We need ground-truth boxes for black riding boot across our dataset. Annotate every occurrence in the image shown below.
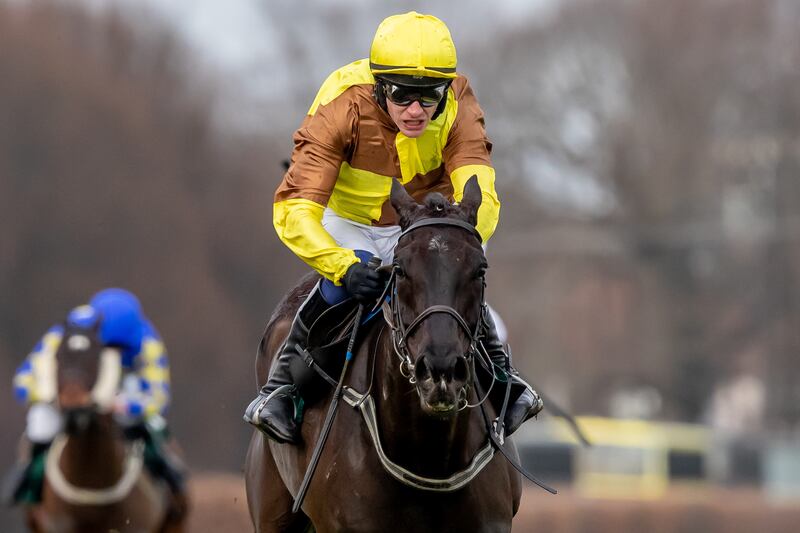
[123,421,187,498]
[482,310,543,438]
[1,439,49,506]
[244,284,331,444]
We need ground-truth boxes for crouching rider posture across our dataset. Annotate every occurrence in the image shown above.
[2,288,186,506]
[244,11,543,445]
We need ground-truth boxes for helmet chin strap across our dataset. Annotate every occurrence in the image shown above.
[430,85,448,120]
[373,78,388,113]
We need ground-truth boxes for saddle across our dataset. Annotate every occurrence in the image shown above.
[289,298,378,404]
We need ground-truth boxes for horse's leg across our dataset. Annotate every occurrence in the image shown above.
[25,508,43,533]
[158,487,187,533]
[245,431,311,533]
[159,514,185,533]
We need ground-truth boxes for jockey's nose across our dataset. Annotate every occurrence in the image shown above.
[405,100,426,117]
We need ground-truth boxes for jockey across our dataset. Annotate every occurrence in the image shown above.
[244,12,543,444]
[2,288,185,505]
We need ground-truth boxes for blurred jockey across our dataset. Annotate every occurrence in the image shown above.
[2,288,185,506]
[244,12,542,445]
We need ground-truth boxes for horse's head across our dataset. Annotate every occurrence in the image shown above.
[55,312,123,433]
[389,176,486,418]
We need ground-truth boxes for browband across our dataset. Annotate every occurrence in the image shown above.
[399,217,482,243]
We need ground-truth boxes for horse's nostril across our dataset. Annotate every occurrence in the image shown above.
[414,355,431,382]
[454,356,469,383]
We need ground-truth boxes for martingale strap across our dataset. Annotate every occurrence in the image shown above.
[45,435,145,505]
[342,387,495,492]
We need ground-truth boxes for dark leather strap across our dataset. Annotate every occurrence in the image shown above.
[399,217,482,243]
[299,347,338,388]
[473,378,557,495]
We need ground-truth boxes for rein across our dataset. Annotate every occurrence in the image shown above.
[305,217,555,493]
[45,434,145,506]
[356,217,498,491]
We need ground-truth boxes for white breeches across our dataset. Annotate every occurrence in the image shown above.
[26,403,62,444]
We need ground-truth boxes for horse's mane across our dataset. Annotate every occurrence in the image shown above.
[264,271,320,330]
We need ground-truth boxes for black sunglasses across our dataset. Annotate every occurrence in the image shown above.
[383,81,449,108]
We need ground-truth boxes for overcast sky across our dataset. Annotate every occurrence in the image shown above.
[80,0,561,75]
[69,0,560,132]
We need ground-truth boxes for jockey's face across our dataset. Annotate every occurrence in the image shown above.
[386,99,436,138]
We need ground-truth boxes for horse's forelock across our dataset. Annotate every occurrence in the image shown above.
[391,180,475,231]
[423,193,450,215]
[407,193,463,222]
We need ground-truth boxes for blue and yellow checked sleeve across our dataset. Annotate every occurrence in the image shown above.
[13,325,63,405]
[118,320,171,419]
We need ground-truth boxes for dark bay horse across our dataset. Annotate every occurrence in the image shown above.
[246,177,522,532]
[27,323,184,533]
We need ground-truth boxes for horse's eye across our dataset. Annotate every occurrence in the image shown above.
[394,265,406,279]
[475,266,488,280]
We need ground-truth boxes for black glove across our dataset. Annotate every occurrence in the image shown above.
[343,258,385,303]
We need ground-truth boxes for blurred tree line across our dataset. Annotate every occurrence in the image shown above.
[0,1,299,470]
[0,0,798,474]
[471,0,800,431]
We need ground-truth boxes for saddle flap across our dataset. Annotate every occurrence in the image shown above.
[293,299,359,400]
[298,299,382,399]
[307,298,358,350]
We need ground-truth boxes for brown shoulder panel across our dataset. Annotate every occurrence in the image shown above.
[443,75,493,173]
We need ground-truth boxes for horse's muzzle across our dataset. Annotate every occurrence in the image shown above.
[413,354,470,417]
[63,406,96,434]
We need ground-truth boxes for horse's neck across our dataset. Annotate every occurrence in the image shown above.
[60,419,126,487]
[374,334,485,478]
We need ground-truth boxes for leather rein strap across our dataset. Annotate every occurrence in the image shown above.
[303,217,556,493]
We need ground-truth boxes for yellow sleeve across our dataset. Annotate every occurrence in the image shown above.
[451,164,500,242]
[273,198,360,284]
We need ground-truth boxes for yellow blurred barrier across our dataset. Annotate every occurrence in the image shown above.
[518,416,711,500]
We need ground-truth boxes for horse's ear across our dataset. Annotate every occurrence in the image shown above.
[390,179,420,229]
[459,175,482,226]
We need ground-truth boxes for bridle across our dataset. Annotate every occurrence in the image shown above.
[339,216,557,493]
[381,217,491,408]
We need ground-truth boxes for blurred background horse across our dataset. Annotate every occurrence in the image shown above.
[27,323,184,533]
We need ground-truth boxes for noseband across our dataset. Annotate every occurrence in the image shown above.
[384,218,486,402]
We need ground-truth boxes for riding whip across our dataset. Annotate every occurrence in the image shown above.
[292,256,382,513]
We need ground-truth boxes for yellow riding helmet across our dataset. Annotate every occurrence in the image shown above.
[369,12,457,80]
